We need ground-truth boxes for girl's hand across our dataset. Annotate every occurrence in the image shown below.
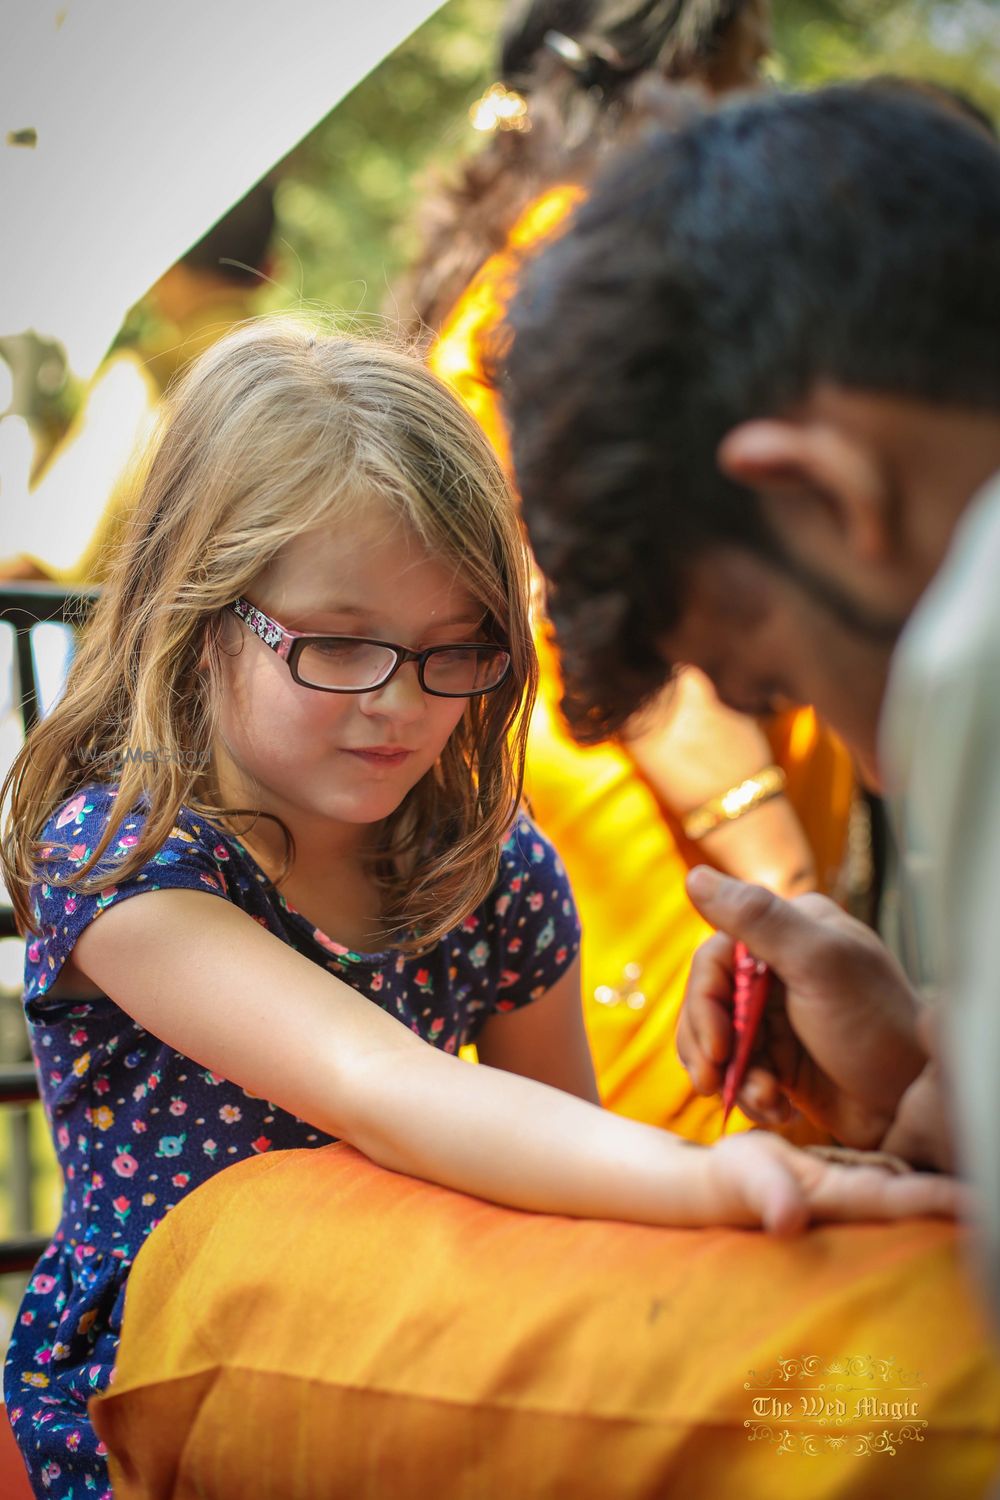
[705,1130,966,1234]
[677,868,927,1149]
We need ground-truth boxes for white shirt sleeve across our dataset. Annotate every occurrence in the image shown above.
[880,471,1000,1322]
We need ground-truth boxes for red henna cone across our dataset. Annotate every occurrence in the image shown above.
[721,940,771,1132]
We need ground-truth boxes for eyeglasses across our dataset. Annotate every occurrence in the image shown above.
[229,597,512,698]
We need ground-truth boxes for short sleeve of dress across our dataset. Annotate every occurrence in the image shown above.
[24,783,230,1017]
[488,814,581,1013]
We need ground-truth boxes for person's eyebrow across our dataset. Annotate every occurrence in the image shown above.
[299,603,485,630]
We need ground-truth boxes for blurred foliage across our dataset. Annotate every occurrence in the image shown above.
[260,0,999,325]
[771,0,1000,104]
[256,0,505,331]
[13,0,1000,440]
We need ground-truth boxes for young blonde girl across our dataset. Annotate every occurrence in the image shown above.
[1,320,955,1497]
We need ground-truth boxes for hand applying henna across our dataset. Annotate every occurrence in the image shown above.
[679,868,928,1149]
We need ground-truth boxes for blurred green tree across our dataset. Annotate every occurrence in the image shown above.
[772,0,999,105]
[259,0,998,324]
[257,0,505,330]
[16,0,999,439]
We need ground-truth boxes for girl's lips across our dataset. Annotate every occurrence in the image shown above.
[343,748,413,768]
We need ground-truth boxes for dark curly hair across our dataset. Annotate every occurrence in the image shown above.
[401,0,760,337]
[500,83,1000,742]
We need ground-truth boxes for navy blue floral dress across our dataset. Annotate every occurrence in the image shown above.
[4,783,580,1497]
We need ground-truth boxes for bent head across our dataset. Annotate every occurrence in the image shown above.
[174,329,531,837]
[8,321,534,944]
[502,83,1000,776]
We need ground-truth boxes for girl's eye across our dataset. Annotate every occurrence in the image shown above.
[297,639,396,690]
[438,649,476,664]
[424,646,510,692]
[309,640,363,660]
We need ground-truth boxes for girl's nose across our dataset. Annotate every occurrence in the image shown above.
[357,659,426,722]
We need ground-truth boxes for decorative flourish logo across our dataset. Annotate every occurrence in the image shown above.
[744,1356,928,1456]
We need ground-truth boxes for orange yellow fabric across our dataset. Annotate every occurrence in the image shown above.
[431,188,855,1138]
[93,1144,1000,1498]
[430,186,584,471]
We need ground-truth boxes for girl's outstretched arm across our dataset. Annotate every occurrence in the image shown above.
[72,889,963,1232]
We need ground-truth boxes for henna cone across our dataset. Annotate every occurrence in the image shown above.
[720,941,771,1131]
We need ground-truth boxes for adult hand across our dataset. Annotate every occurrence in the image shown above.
[880,1010,956,1172]
[677,867,928,1149]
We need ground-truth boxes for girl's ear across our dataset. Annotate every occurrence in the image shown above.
[198,612,232,672]
[196,618,214,672]
[717,418,893,567]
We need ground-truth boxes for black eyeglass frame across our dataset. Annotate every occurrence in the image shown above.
[230,596,512,699]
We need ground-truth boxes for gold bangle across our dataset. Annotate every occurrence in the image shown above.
[681,764,787,842]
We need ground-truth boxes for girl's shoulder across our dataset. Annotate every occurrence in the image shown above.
[26,786,271,1009]
[453,812,579,1009]
[490,811,578,940]
[497,812,570,888]
[38,780,121,841]
[35,783,230,877]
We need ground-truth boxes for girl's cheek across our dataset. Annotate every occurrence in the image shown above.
[439,702,468,743]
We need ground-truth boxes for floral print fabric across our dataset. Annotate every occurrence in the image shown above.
[4,783,579,1496]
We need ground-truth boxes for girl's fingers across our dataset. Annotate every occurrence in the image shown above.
[744,1152,810,1237]
[803,1161,965,1223]
[804,1144,910,1174]
[713,1132,808,1235]
[720,1133,969,1233]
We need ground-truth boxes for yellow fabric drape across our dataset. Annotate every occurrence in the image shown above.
[432,188,855,1138]
[93,1144,1000,1499]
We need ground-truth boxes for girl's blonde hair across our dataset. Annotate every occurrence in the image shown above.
[1,318,537,952]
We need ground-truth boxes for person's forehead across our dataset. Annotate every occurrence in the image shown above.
[259,502,479,623]
[658,548,813,680]
[669,548,777,628]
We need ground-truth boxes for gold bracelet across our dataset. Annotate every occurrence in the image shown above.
[681,764,787,842]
